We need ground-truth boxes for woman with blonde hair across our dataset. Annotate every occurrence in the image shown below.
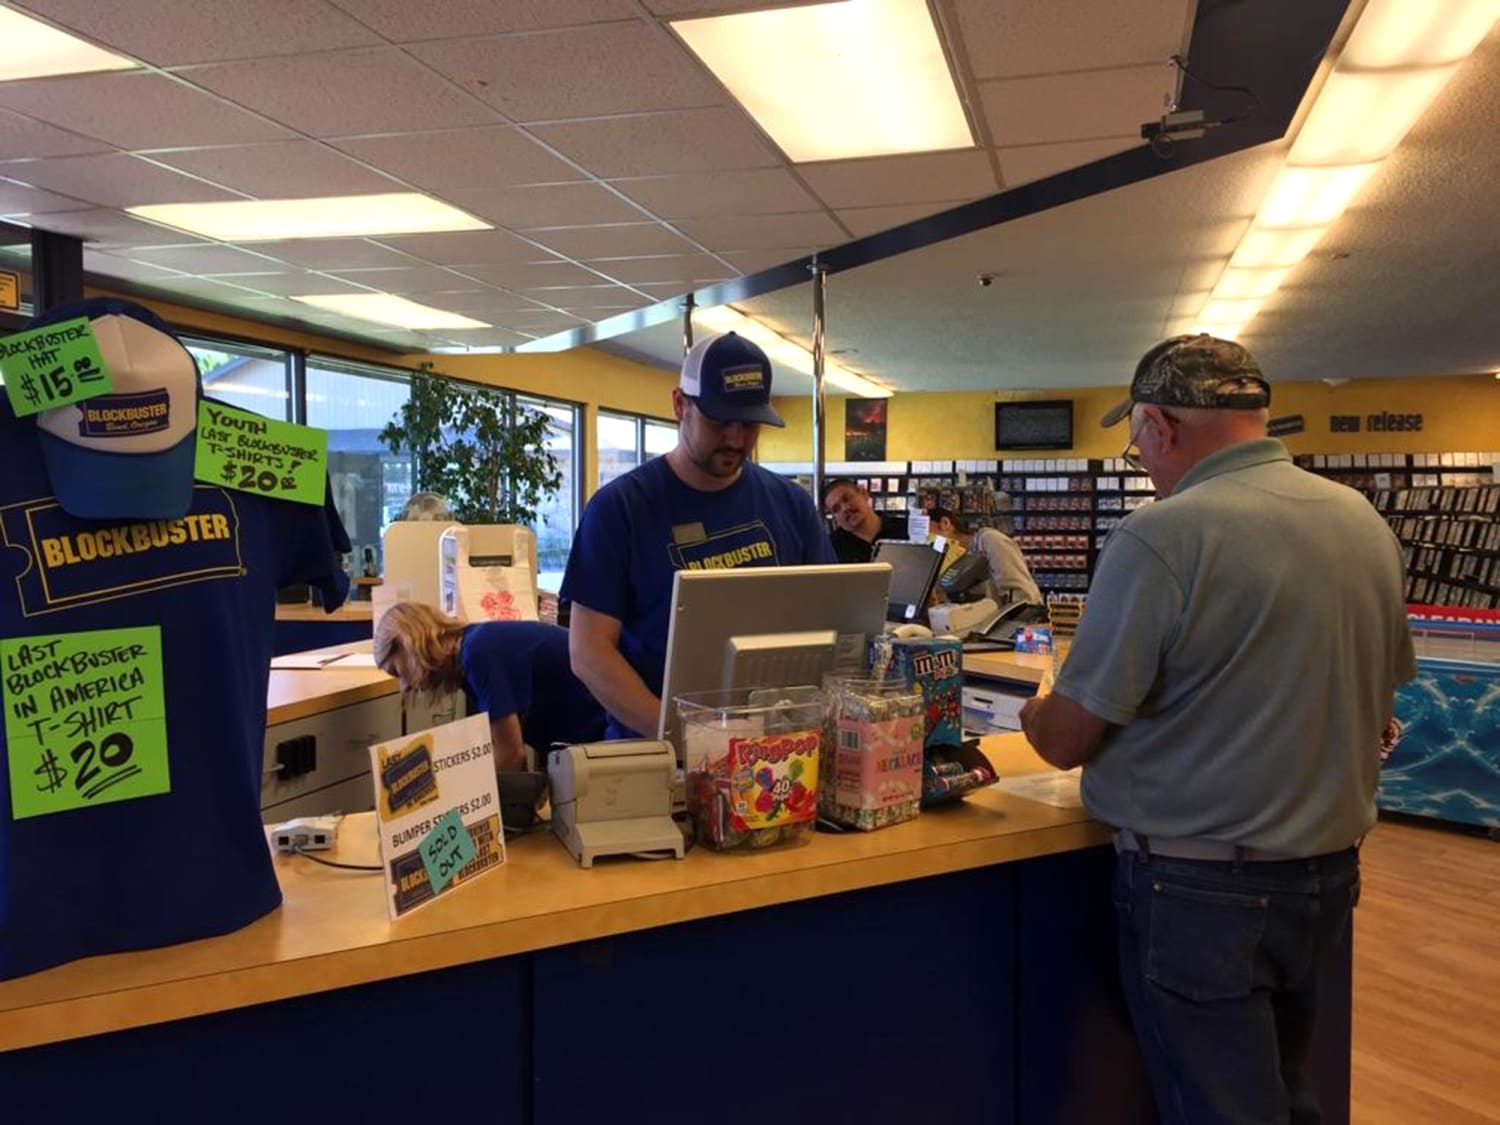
[374,602,605,771]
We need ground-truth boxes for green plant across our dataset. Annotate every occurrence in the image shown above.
[379,363,562,526]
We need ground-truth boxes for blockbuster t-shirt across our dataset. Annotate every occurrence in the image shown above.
[0,397,350,981]
[460,622,606,751]
[560,456,836,737]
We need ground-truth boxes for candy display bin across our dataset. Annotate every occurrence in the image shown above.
[675,687,823,851]
[820,676,925,831]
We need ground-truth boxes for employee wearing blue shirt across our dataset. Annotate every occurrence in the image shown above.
[561,332,836,739]
[374,602,605,769]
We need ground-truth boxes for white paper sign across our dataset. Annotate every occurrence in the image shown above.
[368,713,505,919]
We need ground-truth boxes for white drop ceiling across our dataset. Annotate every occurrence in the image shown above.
[1,1,1495,392]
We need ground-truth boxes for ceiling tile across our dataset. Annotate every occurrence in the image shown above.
[0,109,114,159]
[331,127,584,191]
[129,243,289,273]
[584,253,733,285]
[799,150,996,209]
[144,142,403,197]
[721,249,802,273]
[524,222,696,259]
[410,23,723,122]
[954,0,1191,80]
[611,168,818,219]
[835,204,959,238]
[0,177,91,215]
[374,229,547,266]
[443,182,647,228]
[0,73,292,150]
[419,290,553,315]
[202,271,369,296]
[432,328,537,348]
[458,260,613,289]
[149,276,281,301]
[323,266,485,294]
[244,237,424,270]
[327,0,633,41]
[642,0,801,14]
[979,66,1175,148]
[186,49,501,138]
[996,137,1139,188]
[528,285,652,310]
[82,251,189,285]
[4,154,239,209]
[15,0,382,64]
[28,208,198,246]
[530,108,781,178]
[673,212,846,252]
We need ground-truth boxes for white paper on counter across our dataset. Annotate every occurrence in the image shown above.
[991,768,1083,808]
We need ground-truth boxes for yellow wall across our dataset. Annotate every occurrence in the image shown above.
[762,374,1500,463]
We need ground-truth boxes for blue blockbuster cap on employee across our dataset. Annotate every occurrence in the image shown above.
[29,297,202,521]
[679,331,785,427]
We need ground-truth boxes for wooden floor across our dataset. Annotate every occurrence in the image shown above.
[1352,817,1500,1124]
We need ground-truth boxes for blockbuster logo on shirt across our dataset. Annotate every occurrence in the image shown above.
[668,520,781,571]
[0,486,244,617]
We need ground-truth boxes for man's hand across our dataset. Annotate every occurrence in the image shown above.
[1020,690,1110,771]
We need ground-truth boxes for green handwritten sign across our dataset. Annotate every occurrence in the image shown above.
[420,808,476,894]
[3,626,170,820]
[1,317,114,417]
[194,401,328,506]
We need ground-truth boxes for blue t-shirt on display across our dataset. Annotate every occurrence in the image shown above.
[0,398,350,981]
[460,622,606,752]
[560,455,836,737]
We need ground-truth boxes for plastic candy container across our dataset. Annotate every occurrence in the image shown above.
[676,688,823,851]
[820,677,925,831]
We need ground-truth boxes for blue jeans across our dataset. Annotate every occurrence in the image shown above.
[1112,847,1360,1125]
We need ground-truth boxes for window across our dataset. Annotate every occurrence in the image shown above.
[597,410,677,489]
[184,337,292,421]
[306,357,412,575]
[518,395,581,591]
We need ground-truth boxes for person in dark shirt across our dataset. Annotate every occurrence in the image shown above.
[822,477,909,563]
[375,602,605,770]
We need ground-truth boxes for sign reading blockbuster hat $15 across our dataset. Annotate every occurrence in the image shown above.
[1102,334,1271,428]
[679,331,785,428]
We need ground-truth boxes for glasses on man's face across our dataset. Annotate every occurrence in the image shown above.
[1121,409,1178,472]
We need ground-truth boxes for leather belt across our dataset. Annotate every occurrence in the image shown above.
[1113,829,1303,863]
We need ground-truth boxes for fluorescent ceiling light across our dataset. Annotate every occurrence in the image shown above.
[1257,164,1377,227]
[1290,68,1458,165]
[1193,322,1246,341]
[1198,299,1262,326]
[0,8,137,81]
[672,0,972,162]
[293,294,490,331]
[1211,268,1293,301]
[128,193,490,242]
[1229,227,1328,270]
[1342,0,1500,68]
[695,305,892,398]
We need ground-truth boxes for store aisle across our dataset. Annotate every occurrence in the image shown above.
[1352,819,1500,1123]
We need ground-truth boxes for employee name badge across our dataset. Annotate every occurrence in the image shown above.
[368,713,505,919]
[726,730,820,831]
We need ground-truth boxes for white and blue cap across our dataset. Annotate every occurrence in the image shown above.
[679,331,785,427]
[31,298,201,520]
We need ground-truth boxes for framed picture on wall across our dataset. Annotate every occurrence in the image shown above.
[845,399,888,462]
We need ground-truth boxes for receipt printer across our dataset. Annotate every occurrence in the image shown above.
[547,740,685,868]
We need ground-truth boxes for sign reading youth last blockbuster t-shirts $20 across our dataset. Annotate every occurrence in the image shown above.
[0,323,350,980]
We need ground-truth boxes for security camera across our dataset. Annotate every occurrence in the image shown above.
[978,273,996,287]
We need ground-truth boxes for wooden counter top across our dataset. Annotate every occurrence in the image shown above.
[266,640,397,725]
[0,735,1096,1053]
[962,648,1053,686]
[274,601,373,623]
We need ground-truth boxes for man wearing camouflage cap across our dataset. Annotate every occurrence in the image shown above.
[1021,334,1415,1123]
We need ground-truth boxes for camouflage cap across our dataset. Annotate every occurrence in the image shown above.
[1101,334,1271,427]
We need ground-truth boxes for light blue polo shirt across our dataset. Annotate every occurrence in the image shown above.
[1056,439,1416,855]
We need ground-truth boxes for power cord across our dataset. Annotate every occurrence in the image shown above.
[290,845,382,873]
[1170,54,1262,125]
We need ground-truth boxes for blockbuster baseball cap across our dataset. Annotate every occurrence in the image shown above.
[30,297,201,520]
[680,331,785,427]
[1101,334,1272,428]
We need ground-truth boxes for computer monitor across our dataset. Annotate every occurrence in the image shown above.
[872,539,945,624]
[656,563,892,751]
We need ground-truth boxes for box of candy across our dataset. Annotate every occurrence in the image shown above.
[866,635,964,749]
[820,676,925,831]
[676,687,823,851]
